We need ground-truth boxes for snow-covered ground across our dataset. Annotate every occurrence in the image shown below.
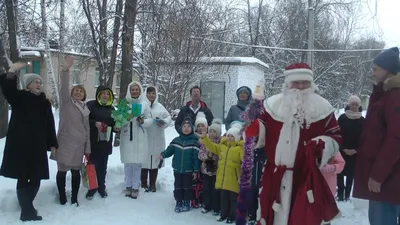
[0,110,370,225]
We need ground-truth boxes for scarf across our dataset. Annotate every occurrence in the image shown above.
[344,110,362,119]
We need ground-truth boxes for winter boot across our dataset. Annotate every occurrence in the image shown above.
[28,183,40,215]
[17,188,42,222]
[212,210,220,216]
[201,208,211,214]
[98,189,108,198]
[85,189,97,200]
[56,174,67,205]
[149,169,158,192]
[226,218,234,224]
[174,201,183,213]
[216,215,227,222]
[130,189,139,199]
[124,187,132,197]
[181,200,190,212]
[141,169,149,191]
[71,170,81,206]
[247,220,256,225]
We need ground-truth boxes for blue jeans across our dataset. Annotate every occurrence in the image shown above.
[368,200,400,225]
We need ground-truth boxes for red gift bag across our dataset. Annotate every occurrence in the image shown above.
[81,155,98,190]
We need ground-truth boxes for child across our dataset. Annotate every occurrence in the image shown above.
[320,152,345,225]
[198,118,222,215]
[160,118,200,213]
[198,124,244,224]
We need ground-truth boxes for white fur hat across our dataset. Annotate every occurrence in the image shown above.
[195,112,208,128]
[226,122,243,141]
[208,119,222,136]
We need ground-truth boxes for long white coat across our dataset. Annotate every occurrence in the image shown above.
[119,81,152,164]
[143,87,172,169]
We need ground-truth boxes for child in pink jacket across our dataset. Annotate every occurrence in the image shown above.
[321,152,346,197]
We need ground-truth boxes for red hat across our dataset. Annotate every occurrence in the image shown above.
[284,63,313,84]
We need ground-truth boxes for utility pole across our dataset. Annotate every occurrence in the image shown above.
[307,0,315,70]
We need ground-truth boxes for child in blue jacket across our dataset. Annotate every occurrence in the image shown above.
[160,118,200,213]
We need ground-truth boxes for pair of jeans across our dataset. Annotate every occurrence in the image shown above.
[368,200,400,225]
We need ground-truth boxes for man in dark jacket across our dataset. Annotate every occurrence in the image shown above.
[174,86,214,133]
[353,47,400,225]
[85,86,116,199]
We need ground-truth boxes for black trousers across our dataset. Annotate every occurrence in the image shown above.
[220,190,237,219]
[173,173,193,201]
[249,153,266,220]
[337,172,354,199]
[202,174,220,212]
[91,153,109,192]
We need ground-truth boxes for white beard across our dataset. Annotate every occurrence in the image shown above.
[281,88,314,129]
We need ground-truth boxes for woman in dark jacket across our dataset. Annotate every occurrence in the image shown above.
[85,85,116,199]
[337,95,364,201]
[0,62,58,221]
[224,86,252,130]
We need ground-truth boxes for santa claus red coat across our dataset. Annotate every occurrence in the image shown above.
[245,63,342,225]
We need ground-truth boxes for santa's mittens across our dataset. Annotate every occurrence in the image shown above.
[320,164,336,173]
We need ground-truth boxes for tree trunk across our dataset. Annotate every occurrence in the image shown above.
[105,0,123,88]
[119,0,138,100]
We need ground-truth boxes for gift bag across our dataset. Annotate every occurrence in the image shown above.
[81,156,98,190]
[131,103,142,117]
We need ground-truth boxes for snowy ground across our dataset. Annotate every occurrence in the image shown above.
[0,109,370,225]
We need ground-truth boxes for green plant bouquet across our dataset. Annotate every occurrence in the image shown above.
[111,98,133,129]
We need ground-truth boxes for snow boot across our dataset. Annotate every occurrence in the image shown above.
[201,208,211,214]
[71,170,80,206]
[98,189,108,198]
[131,189,139,199]
[247,220,256,225]
[124,187,132,197]
[216,215,227,222]
[174,201,183,213]
[141,169,149,191]
[17,188,42,222]
[181,200,190,212]
[85,189,97,200]
[212,210,220,216]
[149,169,158,192]
[56,174,67,205]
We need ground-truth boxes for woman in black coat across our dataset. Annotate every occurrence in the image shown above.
[0,62,58,221]
[337,95,364,201]
[85,85,116,199]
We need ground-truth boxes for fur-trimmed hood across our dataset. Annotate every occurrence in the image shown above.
[126,81,144,103]
[383,74,400,91]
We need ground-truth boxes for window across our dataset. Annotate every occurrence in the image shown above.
[32,60,40,74]
[94,70,100,87]
[72,65,80,85]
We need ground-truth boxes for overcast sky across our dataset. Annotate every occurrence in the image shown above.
[370,0,400,47]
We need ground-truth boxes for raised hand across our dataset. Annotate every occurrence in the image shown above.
[63,55,75,71]
[8,62,27,73]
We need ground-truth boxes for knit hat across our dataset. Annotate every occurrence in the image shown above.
[180,118,194,135]
[284,63,313,84]
[373,47,400,73]
[208,118,222,136]
[195,112,208,128]
[236,86,252,100]
[226,122,243,141]
[23,73,42,89]
[347,95,361,105]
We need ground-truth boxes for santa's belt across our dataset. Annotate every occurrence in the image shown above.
[271,165,293,212]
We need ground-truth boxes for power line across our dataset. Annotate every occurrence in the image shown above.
[190,37,387,52]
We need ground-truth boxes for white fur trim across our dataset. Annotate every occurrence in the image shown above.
[260,218,267,225]
[272,201,282,212]
[257,198,262,221]
[284,68,313,83]
[264,93,335,123]
[321,211,342,224]
[313,136,339,168]
[307,190,315,203]
[254,119,266,149]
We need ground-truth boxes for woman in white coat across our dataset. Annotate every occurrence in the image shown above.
[119,81,152,199]
[141,86,171,192]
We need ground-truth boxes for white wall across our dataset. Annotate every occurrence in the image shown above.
[236,65,265,97]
